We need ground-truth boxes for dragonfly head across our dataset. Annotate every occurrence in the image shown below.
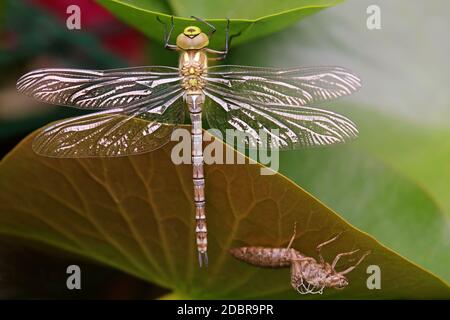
[177,26,209,50]
[327,273,349,289]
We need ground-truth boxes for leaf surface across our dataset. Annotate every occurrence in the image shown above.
[96,0,343,48]
[0,128,448,299]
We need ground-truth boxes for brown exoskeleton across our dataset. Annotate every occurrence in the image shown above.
[229,224,370,294]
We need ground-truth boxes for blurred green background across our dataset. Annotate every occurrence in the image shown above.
[0,0,449,298]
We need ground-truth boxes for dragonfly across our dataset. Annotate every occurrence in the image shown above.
[16,17,361,268]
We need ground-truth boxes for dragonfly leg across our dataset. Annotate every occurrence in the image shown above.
[206,19,243,61]
[156,15,177,50]
[331,249,360,269]
[206,19,235,61]
[191,15,230,60]
[286,221,298,249]
[338,250,371,275]
[223,19,231,57]
[316,231,343,264]
[191,15,216,38]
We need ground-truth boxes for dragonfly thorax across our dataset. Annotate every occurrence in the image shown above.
[180,50,207,91]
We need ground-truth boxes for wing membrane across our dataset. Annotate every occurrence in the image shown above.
[205,65,361,107]
[33,91,185,157]
[204,92,358,150]
[204,65,360,149]
[17,66,181,109]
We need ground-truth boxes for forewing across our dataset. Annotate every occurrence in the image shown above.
[33,91,185,157]
[17,66,181,109]
[204,65,360,149]
[205,65,361,107]
[204,93,358,150]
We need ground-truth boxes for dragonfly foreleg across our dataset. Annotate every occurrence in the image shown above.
[156,15,178,51]
[205,19,238,61]
[191,15,216,38]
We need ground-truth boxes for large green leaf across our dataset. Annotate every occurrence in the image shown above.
[279,138,450,283]
[96,0,343,48]
[223,0,450,283]
[0,128,448,299]
[225,0,450,126]
[348,107,450,217]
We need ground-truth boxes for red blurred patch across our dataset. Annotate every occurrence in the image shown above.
[29,0,147,64]
[2,31,18,49]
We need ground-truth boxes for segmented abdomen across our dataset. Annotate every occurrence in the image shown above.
[229,247,298,268]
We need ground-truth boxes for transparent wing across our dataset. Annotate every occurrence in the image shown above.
[33,90,185,157]
[17,66,181,109]
[205,65,361,107]
[204,93,358,150]
[204,65,360,149]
